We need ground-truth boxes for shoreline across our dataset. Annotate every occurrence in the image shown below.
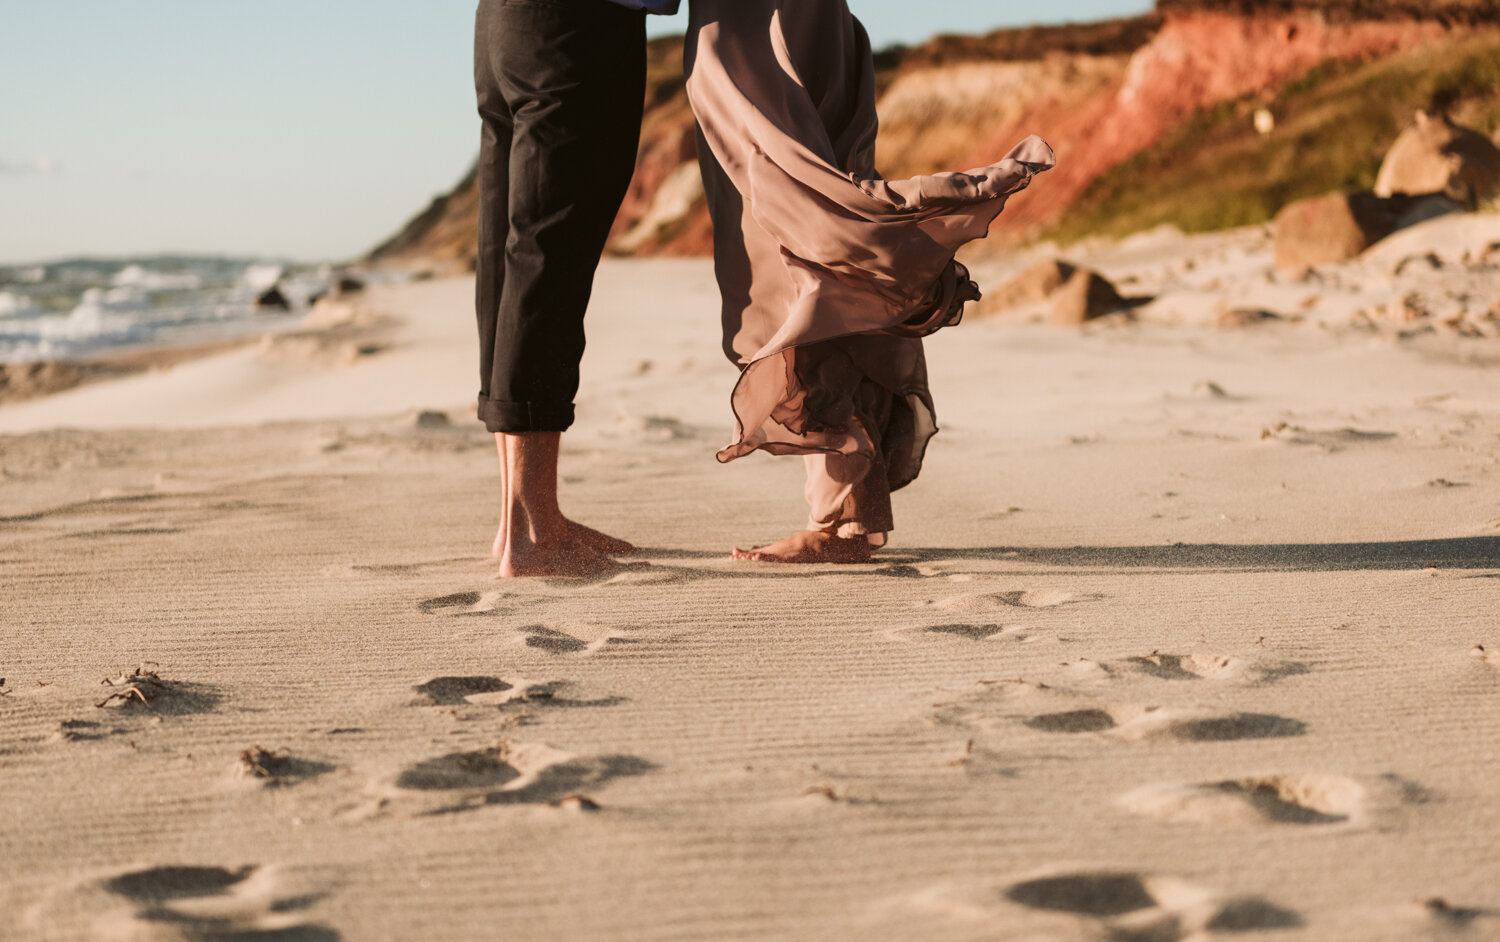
[0,334,273,406]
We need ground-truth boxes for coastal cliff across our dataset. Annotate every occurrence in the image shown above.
[369,0,1500,268]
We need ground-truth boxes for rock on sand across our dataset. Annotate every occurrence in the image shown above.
[1375,111,1500,208]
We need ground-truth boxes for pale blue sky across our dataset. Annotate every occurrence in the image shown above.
[1,0,1149,264]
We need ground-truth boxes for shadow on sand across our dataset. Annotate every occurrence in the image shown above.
[641,537,1500,576]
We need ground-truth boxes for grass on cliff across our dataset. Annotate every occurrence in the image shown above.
[1046,33,1500,245]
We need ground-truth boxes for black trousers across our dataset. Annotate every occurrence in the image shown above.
[473,0,646,433]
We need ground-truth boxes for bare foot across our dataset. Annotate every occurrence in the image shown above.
[498,535,625,578]
[489,431,639,577]
[730,530,875,564]
[493,519,634,558]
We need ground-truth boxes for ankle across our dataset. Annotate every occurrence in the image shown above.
[504,501,565,545]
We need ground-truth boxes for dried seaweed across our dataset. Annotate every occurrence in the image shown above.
[96,666,169,709]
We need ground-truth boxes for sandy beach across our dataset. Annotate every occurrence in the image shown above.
[3,229,1499,939]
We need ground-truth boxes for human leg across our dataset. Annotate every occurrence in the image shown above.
[730,450,889,563]
[473,0,645,574]
[490,433,634,560]
[732,363,894,564]
[479,1,646,430]
[490,432,627,577]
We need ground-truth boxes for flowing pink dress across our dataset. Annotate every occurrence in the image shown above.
[685,0,1055,544]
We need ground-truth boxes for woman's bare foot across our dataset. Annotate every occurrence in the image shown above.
[730,529,874,564]
[492,519,634,558]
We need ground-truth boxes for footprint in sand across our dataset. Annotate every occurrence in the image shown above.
[1121,775,1360,827]
[869,560,982,579]
[397,749,522,791]
[417,590,512,616]
[926,590,1097,614]
[413,596,632,653]
[518,626,591,654]
[415,592,634,653]
[413,676,515,705]
[1121,652,1311,685]
[1002,869,1300,939]
[344,557,479,579]
[924,623,1026,641]
[596,567,704,587]
[1056,657,1116,682]
[512,624,633,655]
[1262,424,1397,452]
[1044,653,1310,687]
[38,864,339,941]
[1022,709,1119,733]
[892,622,1036,644]
[1022,705,1307,742]
[381,740,655,815]
[12,492,219,542]
[929,679,1062,734]
[1118,772,1426,828]
[50,718,128,743]
[412,676,624,711]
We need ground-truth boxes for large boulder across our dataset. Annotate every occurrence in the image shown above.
[990,259,1077,312]
[1272,188,1468,271]
[1047,268,1127,325]
[1374,111,1500,209]
[1272,191,1401,271]
[973,258,1098,320]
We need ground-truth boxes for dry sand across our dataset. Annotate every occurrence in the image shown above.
[2,231,1498,941]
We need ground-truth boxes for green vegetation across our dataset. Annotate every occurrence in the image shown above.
[1044,34,1500,245]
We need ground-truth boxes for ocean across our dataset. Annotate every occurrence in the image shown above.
[0,257,351,363]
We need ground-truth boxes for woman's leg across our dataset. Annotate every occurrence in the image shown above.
[732,380,895,563]
[730,451,889,562]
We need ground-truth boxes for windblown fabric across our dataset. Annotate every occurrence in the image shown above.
[685,0,1055,536]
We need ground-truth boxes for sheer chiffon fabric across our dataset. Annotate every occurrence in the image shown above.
[685,0,1055,542]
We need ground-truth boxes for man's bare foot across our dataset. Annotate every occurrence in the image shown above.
[493,519,634,558]
[489,431,643,577]
[730,529,875,564]
[498,534,623,578]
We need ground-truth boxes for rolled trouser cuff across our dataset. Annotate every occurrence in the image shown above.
[478,395,575,433]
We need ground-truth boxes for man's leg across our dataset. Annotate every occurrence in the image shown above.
[475,2,523,563]
[492,432,631,577]
[490,434,634,560]
[474,0,646,575]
